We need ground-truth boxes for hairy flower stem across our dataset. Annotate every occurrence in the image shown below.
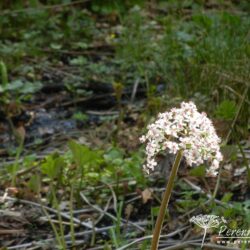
[151,150,183,250]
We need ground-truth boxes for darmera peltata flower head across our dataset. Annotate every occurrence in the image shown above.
[140,101,223,176]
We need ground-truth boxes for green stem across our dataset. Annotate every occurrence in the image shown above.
[52,188,67,250]
[151,150,183,250]
[69,186,76,248]
[41,204,64,248]
[0,60,8,87]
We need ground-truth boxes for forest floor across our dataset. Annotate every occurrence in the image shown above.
[0,1,250,249]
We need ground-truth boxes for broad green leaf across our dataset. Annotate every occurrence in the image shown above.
[68,140,102,168]
[41,153,65,179]
[104,148,123,163]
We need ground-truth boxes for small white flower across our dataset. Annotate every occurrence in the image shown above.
[140,101,223,176]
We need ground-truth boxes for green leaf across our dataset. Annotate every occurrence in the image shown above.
[223,207,234,218]
[70,56,87,66]
[215,100,237,120]
[86,172,99,179]
[221,192,233,203]
[72,112,88,122]
[50,43,62,50]
[19,81,42,94]
[7,80,23,91]
[151,206,160,217]
[104,148,123,163]
[41,153,65,179]
[73,42,88,49]
[0,85,4,92]
[68,140,102,168]
[28,175,40,193]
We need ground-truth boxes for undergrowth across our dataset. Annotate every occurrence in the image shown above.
[0,1,249,249]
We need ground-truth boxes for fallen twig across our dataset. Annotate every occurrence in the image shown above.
[80,192,145,232]
[3,196,95,230]
[95,197,112,225]
[222,85,250,106]
[104,182,118,213]
[7,222,148,250]
[116,226,189,250]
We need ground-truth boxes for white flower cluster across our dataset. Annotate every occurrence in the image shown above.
[140,101,223,176]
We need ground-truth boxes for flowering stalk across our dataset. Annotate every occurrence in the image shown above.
[140,101,223,250]
[151,150,183,250]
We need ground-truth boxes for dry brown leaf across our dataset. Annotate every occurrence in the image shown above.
[125,204,133,220]
[141,188,153,204]
[7,187,19,195]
